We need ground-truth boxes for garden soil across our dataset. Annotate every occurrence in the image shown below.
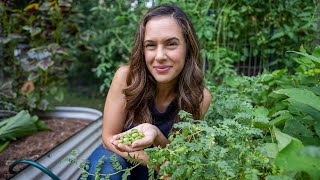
[0,118,91,180]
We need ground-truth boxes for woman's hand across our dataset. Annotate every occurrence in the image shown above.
[110,123,159,152]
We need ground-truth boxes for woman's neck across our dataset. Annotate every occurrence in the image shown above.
[155,83,176,112]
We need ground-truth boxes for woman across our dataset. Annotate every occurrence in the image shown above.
[85,4,211,179]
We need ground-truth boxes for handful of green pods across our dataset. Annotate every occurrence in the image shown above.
[119,129,144,145]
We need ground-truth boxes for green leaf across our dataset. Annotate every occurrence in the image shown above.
[223,75,243,87]
[121,169,130,180]
[287,50,320,64]
[22,26,42,37]
[254,107,269,117]
[110,154,122,171]
[283,119,318,145]
[274,88,320,112]
[275,142,320,180]
[271,31,285,40]
[35,119,51,131]
[0,140,10,153]
[266,175,293,180]
[273,126,300,151]
[252,107,270,128]
[288,101,320,123]
[54,89,64,102]
[270,111,292,127]
[314,122,320,139]
[312,46,320,58]
[0,111,41,141]
[38,60,54,71]
[256,143,278,159]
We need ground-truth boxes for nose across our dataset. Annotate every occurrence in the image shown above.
[155,46,166,61]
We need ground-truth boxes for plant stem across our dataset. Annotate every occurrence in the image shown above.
[0,141,10,153]
[82,161,141,177]
[113,31,131,53]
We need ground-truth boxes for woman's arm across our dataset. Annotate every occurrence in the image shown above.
[101,66,143,157]
[101,65,168,162]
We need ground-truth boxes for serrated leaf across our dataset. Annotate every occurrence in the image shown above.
[121,169,130,180]
[110,154,122,171]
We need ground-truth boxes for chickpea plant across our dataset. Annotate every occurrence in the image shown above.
[145,111,272,180]
[63,149,142,180]
[63,129,145,180]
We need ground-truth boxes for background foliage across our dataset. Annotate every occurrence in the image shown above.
[0,0,315,179]
[1,0,318,114]
[65,44,320,179]
[72,0,319,92]
[0,0,80,114]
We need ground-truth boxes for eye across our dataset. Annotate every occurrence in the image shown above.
[145,44,155,49]
[167,42,178,48]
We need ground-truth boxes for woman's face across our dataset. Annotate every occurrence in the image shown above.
[144,16,187,85]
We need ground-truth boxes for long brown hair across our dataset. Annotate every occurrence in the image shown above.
[123,4,204,128]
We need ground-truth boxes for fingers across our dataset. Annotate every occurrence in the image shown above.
[131,136,153,149]
[110,138,144,152]
[109,125,157,152]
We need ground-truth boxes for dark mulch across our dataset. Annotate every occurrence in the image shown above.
[0,118,91,180]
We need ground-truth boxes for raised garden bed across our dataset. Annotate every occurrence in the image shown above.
[0,106,102,180]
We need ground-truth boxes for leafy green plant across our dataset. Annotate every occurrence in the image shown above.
[146,111,273,180]
[71,0,319,92]
[63,149,142,180]
[0,110,49,152]
[68,0,151,93]
[63,45,320,179]
[158,0,319,79]
[0,0,81,113]
[221,46,320,146]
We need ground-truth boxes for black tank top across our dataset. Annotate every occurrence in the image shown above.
[149,98,178,138]
[125,99,178,138]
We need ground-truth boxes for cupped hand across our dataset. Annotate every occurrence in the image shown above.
[110,123,159,152]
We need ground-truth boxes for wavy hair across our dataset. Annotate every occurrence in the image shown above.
[123,4,204,128]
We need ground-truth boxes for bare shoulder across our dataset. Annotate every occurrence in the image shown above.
[201,87,212,118]
[203,88,212,103]
[110,65,130,89]
[113,65,129,83]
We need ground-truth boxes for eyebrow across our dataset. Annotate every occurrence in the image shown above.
[144,37,180,44]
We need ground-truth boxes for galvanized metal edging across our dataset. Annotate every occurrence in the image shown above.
[11,106,103,180]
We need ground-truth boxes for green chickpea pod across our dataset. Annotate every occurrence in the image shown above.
[119,129,144,145]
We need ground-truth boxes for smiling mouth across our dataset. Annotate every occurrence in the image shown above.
[154,66,172,73]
